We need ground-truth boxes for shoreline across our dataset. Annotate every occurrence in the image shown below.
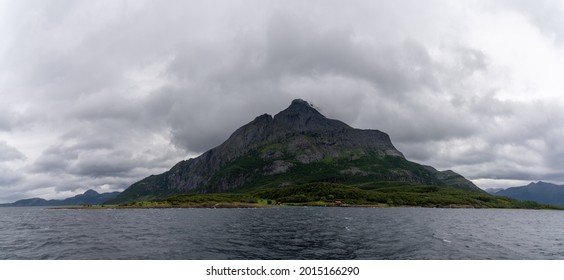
[51,202,559,210]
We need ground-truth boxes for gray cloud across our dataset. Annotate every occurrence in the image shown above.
[0,143,25,188]
[500,0,564,43]
[30,145,75,174]
[0,165,22,187]
[0,114,11,131]
[1,0,564,201]
[0,141,25,162]
[159,10,469,152]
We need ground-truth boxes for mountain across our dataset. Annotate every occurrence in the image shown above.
[495,181,564,206]
[108,99,481,204]
[485,188,505,194]
[0,189,121,207]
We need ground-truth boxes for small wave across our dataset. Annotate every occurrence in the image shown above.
[432,233,453,243]
[35,240,64,250]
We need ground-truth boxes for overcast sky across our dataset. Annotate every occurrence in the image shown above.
[1,0,564,202]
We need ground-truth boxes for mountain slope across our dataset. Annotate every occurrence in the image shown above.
[0,190,121,207]
[485,188,504,194]
[108,99,481,204]
[495,181,564,206]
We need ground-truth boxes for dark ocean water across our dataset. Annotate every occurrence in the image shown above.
[1,206,564,260]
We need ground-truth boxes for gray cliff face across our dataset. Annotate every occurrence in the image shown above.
[162,99,403,192]
[108,99,476,203]
[273,99,351,132]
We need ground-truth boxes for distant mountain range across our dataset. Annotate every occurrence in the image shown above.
[484,188,505,194]
[0,189,120,207]
[107,99,482,204]
[493,181,564,206]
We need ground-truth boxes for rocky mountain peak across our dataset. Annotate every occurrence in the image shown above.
[527,181,553,188]
[275,99,323,118]
[106,98,481,204]
[252,113,274,124]
[274,99,350,132]
[290,98,315,108]
[83,189,99,196]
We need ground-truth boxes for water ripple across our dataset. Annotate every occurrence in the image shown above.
[2,207,564,259]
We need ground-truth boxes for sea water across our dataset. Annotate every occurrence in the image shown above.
[1,206,563,259]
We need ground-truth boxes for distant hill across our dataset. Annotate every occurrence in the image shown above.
[485,188,505,194]
[494,182,564,206]
[0,190,120,207]
[108,99,482,204]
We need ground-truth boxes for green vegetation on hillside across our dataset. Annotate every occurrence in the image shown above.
[201,152,478,194]
[118,182,562,209]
